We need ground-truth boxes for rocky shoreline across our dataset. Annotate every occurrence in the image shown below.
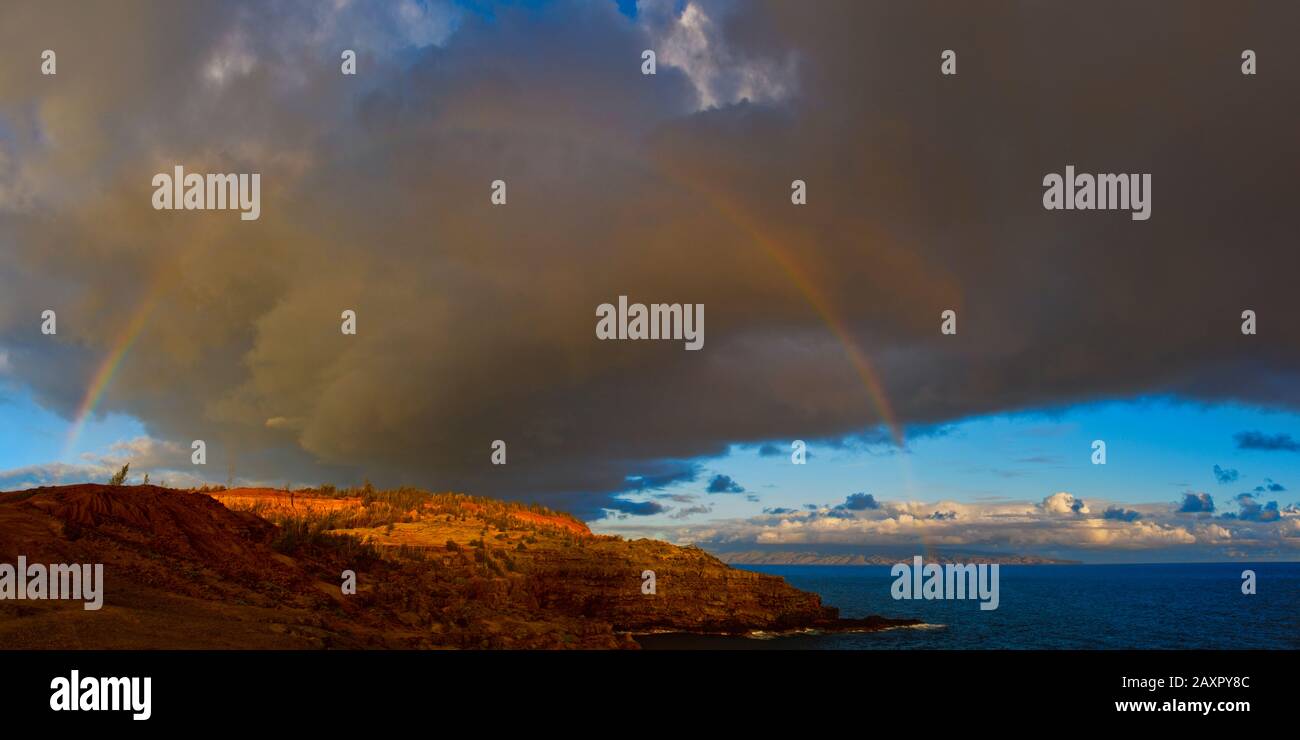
[0,485,920,649]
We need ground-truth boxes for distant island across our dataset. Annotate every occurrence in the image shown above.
[714,549,1079,566]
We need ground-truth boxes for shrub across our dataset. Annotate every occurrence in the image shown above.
[263,510,378,562]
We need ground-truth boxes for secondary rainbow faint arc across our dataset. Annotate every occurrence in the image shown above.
[62,286,165,459]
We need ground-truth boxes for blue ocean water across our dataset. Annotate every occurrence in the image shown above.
[636,563,1300,649]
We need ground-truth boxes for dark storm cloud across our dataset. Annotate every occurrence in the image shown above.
[1235,432,1300,452]
[755,442,811,460]
[1178,493,1215,514]
[705,474,744,493]
[1230,493,1280,522]
[3,0,1300,518]
[626,465,702,492]
[599,498,669,517]
[1213,465,1239,484]
[1103,506,1142,522]
[838,492,879,510]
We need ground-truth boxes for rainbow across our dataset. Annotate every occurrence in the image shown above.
[62,289,163,459]
[61,152,911,487]
[682,179,906,447]
[663,163,928,545]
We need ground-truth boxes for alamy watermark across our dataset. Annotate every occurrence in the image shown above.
[0,556,104,610]
[1042,165,1151,221]
[596,296,704,350]
[152,165,261,221]
[49,670,151,720]
[891,555,999,611]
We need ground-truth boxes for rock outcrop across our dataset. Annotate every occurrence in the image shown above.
[0,485,917,649]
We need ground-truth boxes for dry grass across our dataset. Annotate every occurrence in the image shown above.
[220,485,590,570]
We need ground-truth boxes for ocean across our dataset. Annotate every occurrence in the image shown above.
[635,562,1300,649]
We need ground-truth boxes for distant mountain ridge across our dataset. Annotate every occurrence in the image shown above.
[715,550,1080,566]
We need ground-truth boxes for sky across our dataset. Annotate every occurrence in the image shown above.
[2,0,1299,562]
